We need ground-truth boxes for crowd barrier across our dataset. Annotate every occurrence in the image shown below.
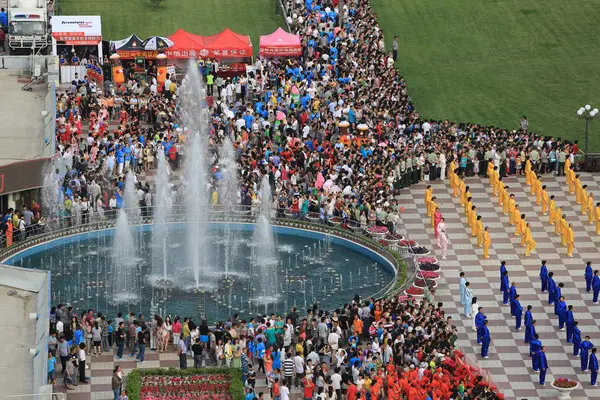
[0,205,417,299]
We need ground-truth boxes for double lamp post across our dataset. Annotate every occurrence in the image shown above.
[576,104,598,158]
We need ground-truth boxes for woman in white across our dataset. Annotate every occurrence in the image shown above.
[471,297,479,331]
[161,316,172,352]
[439,152,447,180]
[438,225,450,260]
[436,218,446,248]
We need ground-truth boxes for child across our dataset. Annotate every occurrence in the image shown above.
[118,390,129,400]
[47,351,56,384]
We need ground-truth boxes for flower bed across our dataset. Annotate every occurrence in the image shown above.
[417,257,438,265]
[383,234,401,244]
[405,286,424,296]
[418,262,440,271]
[552,378,578,389]
[126,368,244,400]
[409,246,430,255]
[399,239,417,247]
[414,279,437,289]
[419,271,440,280]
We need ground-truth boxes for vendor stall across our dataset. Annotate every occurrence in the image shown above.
[201,28,252,60]
[165,28,205,59]
[259,27,301,57]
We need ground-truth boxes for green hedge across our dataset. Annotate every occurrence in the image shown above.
[125,367,244,400]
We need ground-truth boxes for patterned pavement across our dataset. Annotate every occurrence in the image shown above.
[399,171,600,400]
[61,169,600,400]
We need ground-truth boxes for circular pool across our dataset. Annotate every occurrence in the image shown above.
[3,222,396,322]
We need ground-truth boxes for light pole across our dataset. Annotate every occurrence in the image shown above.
[576,104,598,159]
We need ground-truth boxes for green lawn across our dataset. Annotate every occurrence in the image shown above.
[372,0,600,151]
[61,0,285,55]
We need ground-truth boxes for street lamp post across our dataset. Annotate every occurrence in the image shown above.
[576,104,598,160]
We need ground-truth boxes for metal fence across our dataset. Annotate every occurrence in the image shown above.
[43,82,56,157]
[0,205,417,298]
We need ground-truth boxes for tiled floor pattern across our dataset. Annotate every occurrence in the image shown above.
[399,171,600,400]
[60,171,600,399]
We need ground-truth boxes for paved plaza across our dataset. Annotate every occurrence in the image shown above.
[402,171,600,400]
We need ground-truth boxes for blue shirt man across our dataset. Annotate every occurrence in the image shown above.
[480,321,491,358]
[593,271,600,303]
[548,272,556,304]
[581,337,594,371]
[529,336,542,371]
[501,271,510,305]
[0,9,7,27]
[554,283,563,315]
[589,348,599,386]
[513,294,523,331]
[508,282,518,316]
[556,298,567,329]
[572,322,582,356]
[566,305,575,342]
[475,310,486,344]
[539,347,549,386]
[539,260,548,292]
[585,262,593,292]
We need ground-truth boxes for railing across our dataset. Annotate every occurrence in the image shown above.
[5,393,66,400]
[0,205,417,299]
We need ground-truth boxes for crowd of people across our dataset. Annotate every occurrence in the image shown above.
[49,294,504,400]
[10,0,594,398]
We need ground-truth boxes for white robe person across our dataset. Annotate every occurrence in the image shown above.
[436,221,447,248]
[439,230,449,260]
[472,301,479,330]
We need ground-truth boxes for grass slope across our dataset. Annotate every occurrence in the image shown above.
[61,0,285,55]
[372,0,600,151]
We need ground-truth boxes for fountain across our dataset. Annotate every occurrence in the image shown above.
[111,210,139,304]
[14,66,395,322]
[41,160,64,229]
[181,65,211,290]
[220,135,241,279]
[151,154,172,287]
[250,176,279,307]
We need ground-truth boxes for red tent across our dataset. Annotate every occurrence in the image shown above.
[202,28,253,58]
[165,28,205,58]
[259,27,302,57]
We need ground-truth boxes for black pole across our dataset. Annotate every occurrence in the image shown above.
[585,117,590,161]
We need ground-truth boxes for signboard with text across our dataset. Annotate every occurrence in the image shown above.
[51,16,102,45]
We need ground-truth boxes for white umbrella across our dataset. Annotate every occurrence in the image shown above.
[142,36,175,51]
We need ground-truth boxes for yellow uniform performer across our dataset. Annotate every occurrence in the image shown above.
[554,208,563,235]
[425,188,433,215]
[477,220,484,247]
[575,179,583,204]
[541,190,549,215]
[596,205,600,234]
[581,188,588,215]
[471,212,477,237]
[530,171,538,195]
[561,218,568,246]
[535,181,542,205]
[566,226,575,257]
[525,159,532,185]
[430,202,439,227]
[460,183,467,206]
[519,218,527,246]
[524,226,536,256]
[483,230,491,258]
[548,199,556,224]
[565,158,572,177]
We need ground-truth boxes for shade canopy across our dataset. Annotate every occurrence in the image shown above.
[165,28,206,58]
[202,28,252,58]
[142,36,174,51]
[259,27,302,57]
[112,34,145,51]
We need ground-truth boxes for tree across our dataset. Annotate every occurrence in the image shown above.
[151,0,165,9]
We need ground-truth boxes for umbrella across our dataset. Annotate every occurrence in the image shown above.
[276,111,286,120]
[357,123,369,131]
[291,85,299,95]
[338,121,350,128]
[142,36,174,51]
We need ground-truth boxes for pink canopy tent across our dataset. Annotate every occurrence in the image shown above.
[259,27,302,57]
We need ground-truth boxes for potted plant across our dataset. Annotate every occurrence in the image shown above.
[551,378,578,400]
[366,225,388,239]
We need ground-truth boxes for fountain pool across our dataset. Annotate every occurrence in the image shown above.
[3,223,396,322]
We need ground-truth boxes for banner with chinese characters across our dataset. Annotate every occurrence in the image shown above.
[259,45,302,57]
[51,16,102,45]
[116,50,159,59]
